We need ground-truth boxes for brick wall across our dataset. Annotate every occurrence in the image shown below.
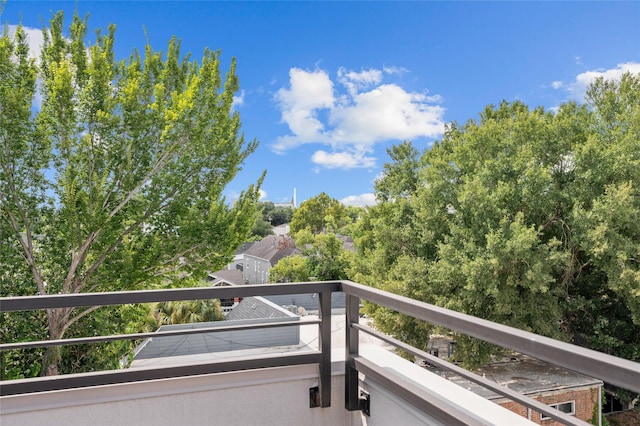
[496,385,599,425]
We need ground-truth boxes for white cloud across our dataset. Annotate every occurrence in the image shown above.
[311,149,376,169]
[273,66,445,169]
[383,65,408,76]
[338,67,383,96]
[340,193,377,207]
[232,90,245,108]
[273,68,335,152]
[258,189,267,200]
[331,84,444,144]
[556,62,640,100]
[277,68,335,110]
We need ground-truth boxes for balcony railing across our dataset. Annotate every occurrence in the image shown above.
[1,280,639,426]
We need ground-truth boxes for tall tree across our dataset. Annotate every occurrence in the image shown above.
[1,14,262,375]
[269,233,351,283]
[269,255,312,283]
[374,141,422,202]
[350,74,640,367]
[289,192,346,234]
[303,233,352,281]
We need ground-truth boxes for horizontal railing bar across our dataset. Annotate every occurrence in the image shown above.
[342,280,640,394]
[0,319,318,351]
[0,281,342,312]
[354,356,486,426]
[353,323,590,426]
[0,351,322,396]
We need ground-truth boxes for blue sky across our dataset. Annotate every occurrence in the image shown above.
[3,1,639,207]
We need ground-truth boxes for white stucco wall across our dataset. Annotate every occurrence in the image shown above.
[2,347,536,426]
[1,363,354,426]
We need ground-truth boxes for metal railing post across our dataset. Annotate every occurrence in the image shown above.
[318,290,332,407]
[345,293,360,411]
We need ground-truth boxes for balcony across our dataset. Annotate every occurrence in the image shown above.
[1,280,639,426]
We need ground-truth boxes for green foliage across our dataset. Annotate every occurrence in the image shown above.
[290,192,347,234]
[0,311,46,379]
[259,201,293,226]
[148,299,224,327]
[1,12,261,375]
[352,74,640,367]
[269,255,312,283]
[250,215,274,239]
[591,387,609,426]
[374,141,422,202]
[302,233,352,281]
[270,232,351,282]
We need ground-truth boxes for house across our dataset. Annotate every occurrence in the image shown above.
[223,241,256,274]
[471,355,602,425]
[339,235,356,253]
[217,235,299,285]
[206,269,245,312]
[207,269,244,287]
[420,341,603,425]
[243,235,298,284]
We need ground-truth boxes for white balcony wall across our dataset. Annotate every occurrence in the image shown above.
[1,347,535,426]
[2,362,353,426]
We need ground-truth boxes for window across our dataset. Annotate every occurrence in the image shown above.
[540,401,575,420]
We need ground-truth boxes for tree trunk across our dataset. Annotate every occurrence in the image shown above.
[42,308,66,376]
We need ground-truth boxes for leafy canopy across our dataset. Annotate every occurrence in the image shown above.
[290,192,347,235]
[1,12,262,375]
[350,73,640,366]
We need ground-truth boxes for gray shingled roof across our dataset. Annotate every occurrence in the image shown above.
[234,241,256,255]
[226,296,297,321]
[132,297,299,361]
[244,235,298,265]
[207,269,244,286]
[264,292,346,312]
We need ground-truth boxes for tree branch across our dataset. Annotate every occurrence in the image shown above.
[107,137,185,220]
[61,305,102,336]
[0,173,47,295]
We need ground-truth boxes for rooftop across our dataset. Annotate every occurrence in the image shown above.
[443,355,603,401]
[207,268,245,286]
[244,235,298,265]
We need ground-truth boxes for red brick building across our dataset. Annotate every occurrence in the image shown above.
[442,355,603,424]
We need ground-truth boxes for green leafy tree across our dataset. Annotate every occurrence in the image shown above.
[260,201,275,219]
[258,201,292,226]
[303,233,351,281]
[270,232,352,283]
[0,14,262,375]
[290,192,346,234]
[250,216,274,239]
[374,141,422,202]
[150,299,224,326]
[269,255,312,283]
[351,73,640,367]
[270,206,293,226]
